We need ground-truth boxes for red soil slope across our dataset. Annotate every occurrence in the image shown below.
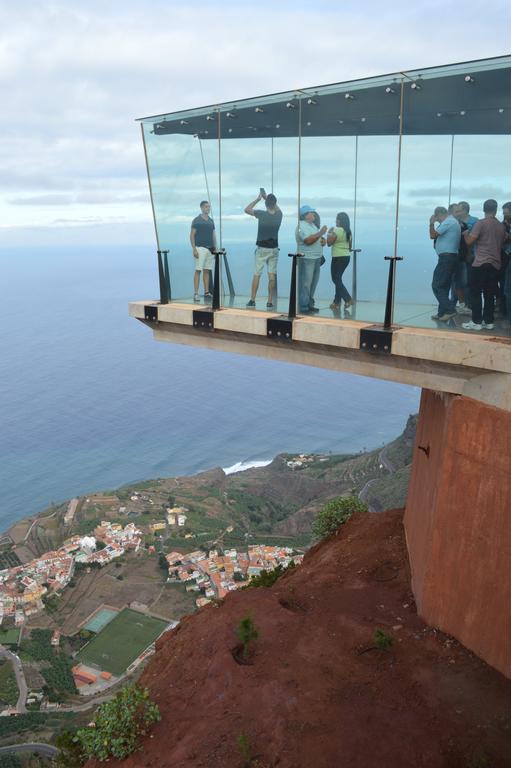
[91,510,511,768]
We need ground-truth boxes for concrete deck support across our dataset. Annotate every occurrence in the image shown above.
[404,389,511,679]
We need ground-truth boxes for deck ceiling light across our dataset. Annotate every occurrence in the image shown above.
[306,121,312,126]
[344,92,354,100]
[436,112,443,117]
[226,111,237,118]
[410,82,421,90]
[338,119,344,124]
[499,108,505,113]
[464,75,475,83]
[459,110,466,116]
[286,101,296,109]
[275,123,280,128]
[360,117,366,122]
[254,107,264,113]
[307,98,317,105]
[180,120,189,125]
[206,115,216,121]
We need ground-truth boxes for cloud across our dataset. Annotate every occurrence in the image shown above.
[1,0,510,243]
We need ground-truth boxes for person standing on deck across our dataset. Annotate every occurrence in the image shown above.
[190,201,216,302]
[429,206,461,322]
[327,212,353,312]
[244,190,282,309]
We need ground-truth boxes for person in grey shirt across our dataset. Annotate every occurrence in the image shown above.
[296,205,327,314]
[429,206,461,321]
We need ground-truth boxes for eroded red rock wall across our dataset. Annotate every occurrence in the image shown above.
[405,389,511,679]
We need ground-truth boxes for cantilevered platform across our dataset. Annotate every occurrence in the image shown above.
[129,300,511,411]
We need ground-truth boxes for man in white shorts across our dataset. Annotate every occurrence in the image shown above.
[190,200,216,301]
[244,190,282,309]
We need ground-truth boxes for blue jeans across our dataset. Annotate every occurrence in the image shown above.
[432,253,458,315]
[299,257,321,311]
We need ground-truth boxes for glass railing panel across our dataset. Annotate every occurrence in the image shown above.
[295,79,401,321]
[218,100,300,313]
[141,118,219,305]
[396,67,511,336]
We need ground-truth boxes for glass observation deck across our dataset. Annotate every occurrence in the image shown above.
[135,55,511,339]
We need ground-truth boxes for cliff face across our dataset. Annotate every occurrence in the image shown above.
[89,510,511,768]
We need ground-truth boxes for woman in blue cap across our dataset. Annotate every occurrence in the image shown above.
[296,205,327,314]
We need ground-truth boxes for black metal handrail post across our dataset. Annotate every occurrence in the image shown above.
[212,249,225,311]
[157,250,168,304]
[383,256,403,329]
[163,250,171,302]
[351,248,361,303]
[287,253,303,319]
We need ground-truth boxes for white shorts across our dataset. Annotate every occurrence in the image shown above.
[254,247,279,276]
[194,246,214,271]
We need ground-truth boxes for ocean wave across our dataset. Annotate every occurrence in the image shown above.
[222,459,272,475]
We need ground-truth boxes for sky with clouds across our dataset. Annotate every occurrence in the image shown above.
[1,0,510,246]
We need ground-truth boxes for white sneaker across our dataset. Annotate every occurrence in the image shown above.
[193,293,200,302]
[482,322,495,330]
[462,321,482,331]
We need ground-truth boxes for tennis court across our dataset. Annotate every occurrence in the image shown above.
[83,607,118,633]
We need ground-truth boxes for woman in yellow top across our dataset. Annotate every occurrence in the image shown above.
[327,212,353,311]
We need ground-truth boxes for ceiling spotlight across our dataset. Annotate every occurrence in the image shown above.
[338,119,344,125]
[385,86,395,94]
[464,75,475,83]
[360,117,366,122]
[275,123,280,128]
[180,120,189,125]
[226,111,237,118]
[436,112,443,118]
[206,115,216,121]
[254,107,264,113]
[344,93,354,100]
[228,127,233,133]
[410,82,421,90]
[459,110,466,116]
[307,98,317,105]
[286,102,296,109]
[498,108,505,114]
[306,121,312,126]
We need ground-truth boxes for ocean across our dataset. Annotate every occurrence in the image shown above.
[0,244,419,530]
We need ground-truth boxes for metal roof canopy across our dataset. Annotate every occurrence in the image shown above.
[138,55,511,139]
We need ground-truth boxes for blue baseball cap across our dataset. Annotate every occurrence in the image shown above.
[299,204,316,216]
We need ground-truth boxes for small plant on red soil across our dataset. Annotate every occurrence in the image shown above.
[237,615,259,659]
[312,496,367,539]
[237,732,252,763]
[374,628,393,650]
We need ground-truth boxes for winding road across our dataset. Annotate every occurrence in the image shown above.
[358,446,396,512]
[0,742,57,758]
[0,647,27,713]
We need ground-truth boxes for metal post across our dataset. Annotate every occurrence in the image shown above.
[157,250,168,304]
[163,250,171,302]
[288,253,302,319]
[212,250,223,311]
[352,135,359,300]
[217,110,222,249]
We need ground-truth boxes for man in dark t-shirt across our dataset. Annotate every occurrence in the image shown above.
[190,200,216,301]
[244,190,282,309]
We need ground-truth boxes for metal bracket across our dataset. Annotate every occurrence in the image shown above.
[193,310,214,331]
[267,317,293,341]
[144,304,159,322]
[359,325,396,354]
